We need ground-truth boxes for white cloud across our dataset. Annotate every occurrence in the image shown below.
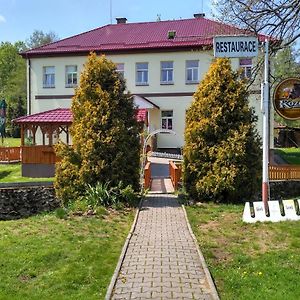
[0,15,6,23]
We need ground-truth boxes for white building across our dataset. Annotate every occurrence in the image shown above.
[21,15,271,152]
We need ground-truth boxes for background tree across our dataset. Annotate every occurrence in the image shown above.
[213,0,300,49]
[55,53,141,204]
[0,41,26,137]
[0,30,58,138]
[183,58,261,203]
[26,30,59,49]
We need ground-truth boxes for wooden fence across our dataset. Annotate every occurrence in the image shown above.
[269,165,300,181]
[21,146,59,164]
[0,147,21,162]
[169,161,182,190]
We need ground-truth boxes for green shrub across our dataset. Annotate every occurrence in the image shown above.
[55,207,68,219]
[55,53,141,205]
[84,182,118,207]
[183,58,261,203]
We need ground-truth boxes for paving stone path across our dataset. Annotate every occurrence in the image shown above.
[109,194,219,300]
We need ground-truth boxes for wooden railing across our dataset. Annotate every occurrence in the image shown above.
[169,161,182,190]
[0,147,21,162]
[269,165,300,181]
[144,161,151,189]
[21,146,59,164]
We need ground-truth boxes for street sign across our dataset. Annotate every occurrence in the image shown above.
[213,36,259,58]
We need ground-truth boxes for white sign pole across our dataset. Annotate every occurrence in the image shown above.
[262,39,270,213]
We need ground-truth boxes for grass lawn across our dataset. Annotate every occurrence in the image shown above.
[0,209,134,299]
[186,202,300,300]
[0,137,21,147]
[275,147,300,164]
[0,163,53,183]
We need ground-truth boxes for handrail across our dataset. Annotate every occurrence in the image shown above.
[169,161,182,189]
[144,162,151,189]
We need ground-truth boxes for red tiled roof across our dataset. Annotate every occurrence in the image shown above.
[13,108,148,124]
[22,17,263,57]
[13,108,72,124]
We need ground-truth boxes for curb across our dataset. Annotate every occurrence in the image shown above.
[182,204,220,300]
[104,197,143,300]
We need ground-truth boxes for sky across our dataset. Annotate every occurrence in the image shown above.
[0,0,214,43]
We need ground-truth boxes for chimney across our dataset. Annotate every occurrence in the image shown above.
[116,17,127,24]
[194,13,205,18]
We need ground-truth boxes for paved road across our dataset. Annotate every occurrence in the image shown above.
[110,194,219,300]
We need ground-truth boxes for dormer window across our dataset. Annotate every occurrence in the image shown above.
[168,30,176,39]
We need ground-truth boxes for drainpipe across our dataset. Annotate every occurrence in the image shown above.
[27,58,31,116]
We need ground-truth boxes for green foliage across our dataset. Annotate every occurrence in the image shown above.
[0,42,26,137]
[55,53,141,205]
[82,181,139,209]
[84,182,117,207]
[26,30,59,49]
[183,58,261,203]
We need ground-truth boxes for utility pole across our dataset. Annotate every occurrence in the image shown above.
[110,0,112,24]
[262,39,270,214]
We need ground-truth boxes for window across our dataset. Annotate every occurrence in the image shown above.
[240,58,252,79]
[43,66,55,88]
[161,61,174,84]
[65,65,77,87]
[186,60,199,83]
[116,63,125,77]
[136,62,148,85]
[161,110,173,130]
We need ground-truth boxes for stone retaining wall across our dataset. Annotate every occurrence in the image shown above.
[270,181,300,200]
[0,186,60,220]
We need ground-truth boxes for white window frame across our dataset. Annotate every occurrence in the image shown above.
[186,60,199,84]
[239,58,252,79]
[136,62,149,85]
[65,65,78,88]
[160,61,174,84]
[116,63,125,77]
[161,110,173,130]
[43,66,55,88]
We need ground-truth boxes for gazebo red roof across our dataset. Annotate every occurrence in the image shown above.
[13,107,147,124]
[13,108,72,124]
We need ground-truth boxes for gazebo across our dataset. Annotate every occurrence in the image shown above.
[13,108,72,177]
[13,98,158,178]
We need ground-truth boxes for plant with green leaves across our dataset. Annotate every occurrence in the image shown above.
[55,53,141,205]
[183,58,261,203]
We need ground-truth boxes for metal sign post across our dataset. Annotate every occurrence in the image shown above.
[262,39,270,214]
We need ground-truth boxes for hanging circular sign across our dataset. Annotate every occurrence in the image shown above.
[273,77,300,120]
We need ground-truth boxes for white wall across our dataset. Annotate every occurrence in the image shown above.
[28,50,272,148]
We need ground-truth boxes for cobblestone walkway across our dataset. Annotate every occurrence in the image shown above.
[110,194,219,300]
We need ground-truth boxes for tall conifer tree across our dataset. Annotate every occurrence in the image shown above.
[183,58,261,203]
[55,53,140,204]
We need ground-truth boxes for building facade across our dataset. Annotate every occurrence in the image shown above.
[22,15,272,151]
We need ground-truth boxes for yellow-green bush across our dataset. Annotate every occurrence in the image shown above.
[55,53,140,205]
[183,58,261,203]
